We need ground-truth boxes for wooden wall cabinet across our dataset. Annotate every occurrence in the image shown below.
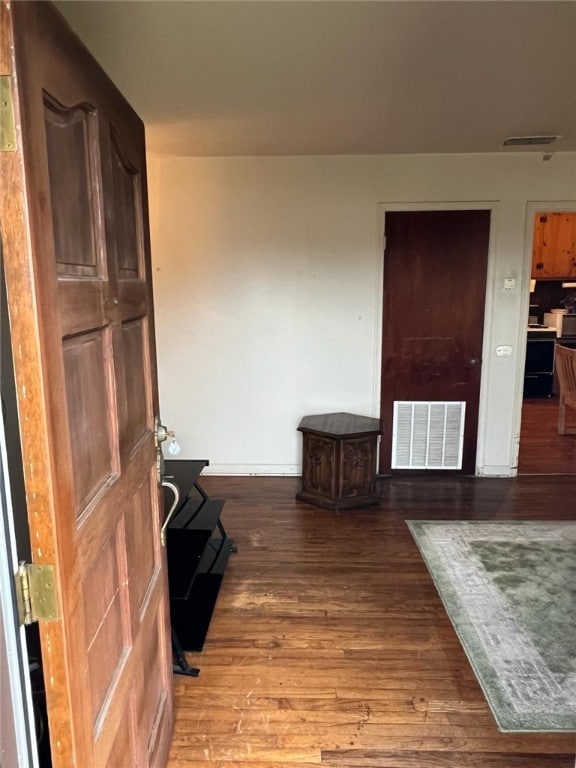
[531,212,576,279]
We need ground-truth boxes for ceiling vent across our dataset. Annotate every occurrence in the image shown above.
[502,135,561,147]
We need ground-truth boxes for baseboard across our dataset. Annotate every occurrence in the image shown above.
[202,463,301,476]
[476,465,516,478]
[200,463,516,478]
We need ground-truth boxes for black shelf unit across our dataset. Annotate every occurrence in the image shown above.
[163,460,234,655]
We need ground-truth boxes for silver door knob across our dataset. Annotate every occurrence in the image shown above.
[154,416,174,445]
[469,357,481,367]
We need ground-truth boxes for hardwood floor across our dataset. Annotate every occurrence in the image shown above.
[518,396,576,474]
[167,475,576,768]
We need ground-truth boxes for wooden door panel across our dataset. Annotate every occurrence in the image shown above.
[118,282,149,317]
[123,319,151,450]
[129,596,172,768]
[77,442,156,568]
[107,716,135,768]
[125,478,159,625]
[59,281,107,336]
[0,3,173,766]
[135,621,169,743]
[63,330,117,513]
[82,536,124,658]
[110,133,142,279]
[44,99,101,276]
[87,586,169,767]
[83,531,128,726]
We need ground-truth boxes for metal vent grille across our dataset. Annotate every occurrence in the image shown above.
[391,401,466,470]
[502,135,561,146]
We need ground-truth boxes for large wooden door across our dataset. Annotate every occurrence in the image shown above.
[380,210,490,474]
[0,3,173,767]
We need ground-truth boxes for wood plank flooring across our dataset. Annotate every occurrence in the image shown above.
[167,475,576,768]
[518,396,576,474]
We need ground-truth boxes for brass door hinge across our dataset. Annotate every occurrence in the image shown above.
[15,563,58,626]
[0,76,17,152]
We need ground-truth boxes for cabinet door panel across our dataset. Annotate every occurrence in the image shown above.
[532,212,576,279]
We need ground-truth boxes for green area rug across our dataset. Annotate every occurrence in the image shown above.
[407,520,576,732]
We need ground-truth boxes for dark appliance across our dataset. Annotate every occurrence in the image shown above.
[524,328,556,397]
[561,315,576,337]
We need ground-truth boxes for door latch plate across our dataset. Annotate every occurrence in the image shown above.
[0,76,17,152]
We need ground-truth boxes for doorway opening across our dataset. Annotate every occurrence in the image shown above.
[518,208,576,475]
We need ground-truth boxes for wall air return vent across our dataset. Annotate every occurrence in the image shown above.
[391,401,466,470]
[502,135,561,147]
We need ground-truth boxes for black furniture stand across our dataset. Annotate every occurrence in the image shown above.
[163,460,234,673]
[171,629,199,677]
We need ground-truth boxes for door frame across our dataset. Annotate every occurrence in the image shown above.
[0,405,38,768]
[373,201,499,475]
[514,199,576,471]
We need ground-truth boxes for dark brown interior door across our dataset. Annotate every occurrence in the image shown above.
[380,210,490,474]
[0,3,173,766]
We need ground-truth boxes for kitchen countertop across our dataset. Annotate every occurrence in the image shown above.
[527,325,556,334]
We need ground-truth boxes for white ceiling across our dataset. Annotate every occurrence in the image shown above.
[56,1,576,158]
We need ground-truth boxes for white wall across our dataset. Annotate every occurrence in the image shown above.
[147,152,576,476]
